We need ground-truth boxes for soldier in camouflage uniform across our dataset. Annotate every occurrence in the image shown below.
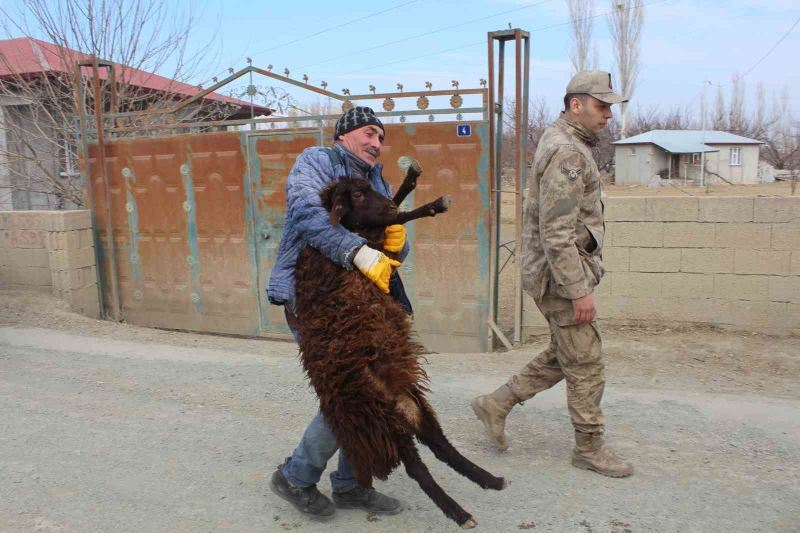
[471,71,633,478]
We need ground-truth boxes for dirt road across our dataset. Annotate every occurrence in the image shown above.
[0,289,798,532]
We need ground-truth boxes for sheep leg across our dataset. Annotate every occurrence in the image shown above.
[416,403,507,491]
[392,196,451,224]
[400,441,477,529]
[393,156,423,206]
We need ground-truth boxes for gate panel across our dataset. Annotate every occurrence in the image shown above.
[382,121,491,352]
[247,130,323,335]
[187,133,258,334]
[247,123,490,351]
[89,131,260,334]
[79,61,493,350]
[89,122,490,351]
[89,142,129,315]
[117,138,189,323]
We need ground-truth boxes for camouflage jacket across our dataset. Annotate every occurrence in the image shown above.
[521,113,605,302]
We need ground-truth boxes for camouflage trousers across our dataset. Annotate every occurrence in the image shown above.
[507,291,605,434]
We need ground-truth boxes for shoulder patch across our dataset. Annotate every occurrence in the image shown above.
[559,150,586,182]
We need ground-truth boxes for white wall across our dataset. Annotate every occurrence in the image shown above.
[614,144,661,184]
[706,145,760,184]
[615,143,761,184]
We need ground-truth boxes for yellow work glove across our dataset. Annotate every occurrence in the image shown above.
[384,224,406,253]
[352,246,401,293]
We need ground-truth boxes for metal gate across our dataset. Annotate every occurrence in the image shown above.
[78,63,495,352]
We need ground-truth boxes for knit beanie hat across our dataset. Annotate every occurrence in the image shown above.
[333,106,385,140]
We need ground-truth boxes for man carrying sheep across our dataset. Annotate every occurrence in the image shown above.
[266,106,406,518]
[471,71,634,478]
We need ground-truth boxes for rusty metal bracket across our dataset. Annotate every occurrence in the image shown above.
[74,58,122,322]
[487,28,530,351]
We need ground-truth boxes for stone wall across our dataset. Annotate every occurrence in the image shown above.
[0,210,100,318]
[523,196,800,337]
[4,199,798,339]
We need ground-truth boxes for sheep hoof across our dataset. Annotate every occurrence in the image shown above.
[461,517,478,529]
[398,156,422,178]
[500,478,509,489]
[435,195,452,213]
[409,157,422,176]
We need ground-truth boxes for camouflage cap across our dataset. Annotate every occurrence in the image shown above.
[566,70,628,104]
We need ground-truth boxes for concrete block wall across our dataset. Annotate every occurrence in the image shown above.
[522,196,800,337]
[599,196,799,334]
[0,210,100,318]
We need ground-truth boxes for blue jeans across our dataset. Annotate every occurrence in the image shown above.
[279,315,358,492]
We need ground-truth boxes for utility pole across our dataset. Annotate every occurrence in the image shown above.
[617,2,628,139]
[700,79,709,187]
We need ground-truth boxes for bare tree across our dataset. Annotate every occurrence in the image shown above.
[527,97,553,162]
[699,84,708,131]
[566,0,595,73]
[705,78,773,141]
[498,97,554,183]
[607,0,644,138]
[0,0,234,209]
[285,97,340,129]
[627,104,692,135]
[761,86,800,188]
[593,118,619,174]
[713,84,727,131]
[728,72,746,135]
[754,81,767,138]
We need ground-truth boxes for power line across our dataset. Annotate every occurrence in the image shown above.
[192,0,422,90]
[337,41,484,79]
[296,0,558,72]
[655,9,797,114]
[327,0,670,82]
[530,0,667,33]
[675,13,800,93]
[250,0,422,57]
[730,13,800,83]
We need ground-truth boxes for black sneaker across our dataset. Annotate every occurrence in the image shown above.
[332,487,403,515]
[269,469,335,519]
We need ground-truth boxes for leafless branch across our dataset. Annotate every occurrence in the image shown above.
[0,0,225,210]
[607,0,644,138]
[566,0,595,73]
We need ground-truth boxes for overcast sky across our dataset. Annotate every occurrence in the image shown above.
[5,0,800,121]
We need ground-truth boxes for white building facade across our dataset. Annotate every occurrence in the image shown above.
[613,130,762,185]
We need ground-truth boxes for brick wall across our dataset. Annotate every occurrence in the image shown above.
[523,196,800,337]
[0,210,100,318]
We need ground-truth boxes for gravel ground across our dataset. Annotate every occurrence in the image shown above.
[1,288,799,532]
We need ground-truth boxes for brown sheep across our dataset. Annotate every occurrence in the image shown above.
[293,160,506,528]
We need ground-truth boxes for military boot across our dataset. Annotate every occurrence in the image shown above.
[470,384,519,450]
[571,431,633,478]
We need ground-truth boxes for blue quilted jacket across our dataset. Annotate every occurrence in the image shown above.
[266,143,409,310]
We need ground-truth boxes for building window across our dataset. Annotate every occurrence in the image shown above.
[691,153,701,165]
[630,147,636,155]
[730,147,742,166]
[59,135,80,179]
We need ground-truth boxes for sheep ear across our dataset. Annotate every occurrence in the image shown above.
[319,182,336,211]
[329,195,349,226]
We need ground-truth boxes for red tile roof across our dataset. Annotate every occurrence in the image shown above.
[0,37,271,115]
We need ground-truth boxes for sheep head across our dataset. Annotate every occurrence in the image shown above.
[320,177,398,230]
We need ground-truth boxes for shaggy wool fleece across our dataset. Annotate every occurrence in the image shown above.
[294,245,431,487]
